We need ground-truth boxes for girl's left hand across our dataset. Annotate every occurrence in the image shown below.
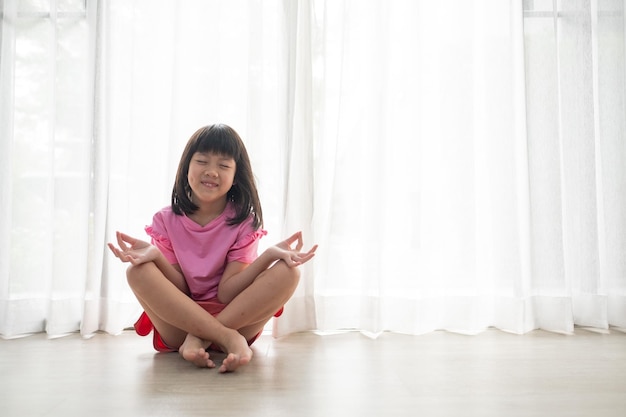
[272,231,318,267]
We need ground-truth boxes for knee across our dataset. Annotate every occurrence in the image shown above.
[274,260,301,288]
[125,264,140,288]
[125,262,153,290]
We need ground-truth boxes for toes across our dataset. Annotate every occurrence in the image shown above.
[219,353,240,373]
[218,351,252,373]
[182,349,215,368]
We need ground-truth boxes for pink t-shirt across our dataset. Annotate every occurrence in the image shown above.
[145,203,267,301]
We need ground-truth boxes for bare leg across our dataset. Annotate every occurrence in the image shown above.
[178,333,215,368]
[217,260,301,342]
[216,267,297,373]
[127,262,252,371]
[179,260,301,372]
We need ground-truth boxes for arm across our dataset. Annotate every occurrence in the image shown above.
[217,231,317,304]
[108,231,190,294]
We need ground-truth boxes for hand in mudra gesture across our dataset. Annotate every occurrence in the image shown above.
[270,231,318,267]
[108,231,161,266]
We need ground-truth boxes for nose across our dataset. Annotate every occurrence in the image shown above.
[205,167,218,177]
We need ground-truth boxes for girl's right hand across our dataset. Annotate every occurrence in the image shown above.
[107,231,160,265]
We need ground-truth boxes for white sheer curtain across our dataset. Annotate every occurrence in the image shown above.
[312,0,626,335]
[522,0,626,332]
[85,0,309,335]
[0,0,97,337]
[312,0,532,335]
[1,0,624,339]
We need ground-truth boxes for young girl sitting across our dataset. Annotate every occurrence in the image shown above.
[108,124,317,372]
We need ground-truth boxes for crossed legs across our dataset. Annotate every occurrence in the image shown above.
[126,260,300,372]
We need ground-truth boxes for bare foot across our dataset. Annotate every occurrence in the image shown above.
[179,333,215,368]
[218,331,253,373]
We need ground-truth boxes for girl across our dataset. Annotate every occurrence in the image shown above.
[108,124,317,373]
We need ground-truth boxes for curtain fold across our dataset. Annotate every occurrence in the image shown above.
[273,0,318,337]
[1,0,97,337]
[313,0,538,334]
[524,0,626,331]
[0,0,624,339]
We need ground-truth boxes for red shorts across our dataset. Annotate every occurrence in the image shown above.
[133,298,284,353]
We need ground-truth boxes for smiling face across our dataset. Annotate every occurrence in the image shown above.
[187,151,236,209]
[171,124,262,228]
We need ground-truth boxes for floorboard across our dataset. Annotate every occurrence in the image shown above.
[1,328,625,417]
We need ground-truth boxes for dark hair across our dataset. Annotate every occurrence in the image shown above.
[171,124,263,229]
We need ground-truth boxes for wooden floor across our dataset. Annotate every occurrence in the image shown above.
[1,328,625,417]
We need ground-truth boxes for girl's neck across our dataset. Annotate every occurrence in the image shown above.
[189,199,228,227]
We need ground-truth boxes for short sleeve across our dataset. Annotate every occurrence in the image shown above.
[227,228,267,264]
[145,212,178,264]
